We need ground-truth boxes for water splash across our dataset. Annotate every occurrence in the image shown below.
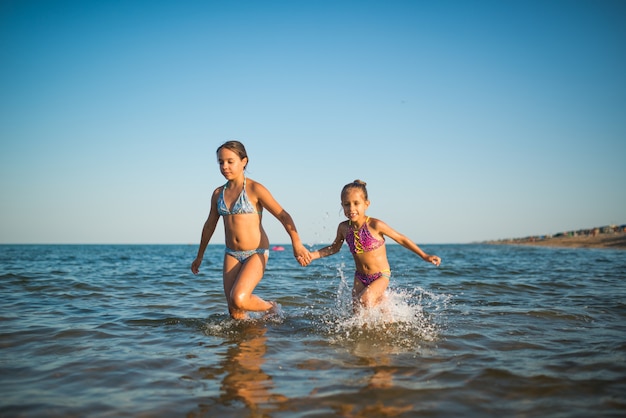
[200,303,286,337]
[324,288,449,348]
[319,266,452,349]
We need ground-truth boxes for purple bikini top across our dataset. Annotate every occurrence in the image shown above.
[346,217,385,254]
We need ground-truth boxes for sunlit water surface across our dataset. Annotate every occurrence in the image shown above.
[1,244,625,417]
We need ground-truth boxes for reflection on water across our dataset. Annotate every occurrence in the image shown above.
[193,322,287,417]
[219,324,287,413]
[349,342,414,417]
[191,299,438,417]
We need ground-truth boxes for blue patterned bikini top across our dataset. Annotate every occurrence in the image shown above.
[217,176,261,216]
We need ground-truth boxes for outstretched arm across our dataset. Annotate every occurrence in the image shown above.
[375,219,441,266]
[310,224,345,261]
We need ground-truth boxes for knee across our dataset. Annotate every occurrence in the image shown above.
[230,290,248,310]
[358,290,381,308]
[353,291,370,308]
[359,294,374,308]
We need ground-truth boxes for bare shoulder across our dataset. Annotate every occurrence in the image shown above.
[368,217,395,236]
[247,178,280,211]
[208,186,222,209]
[337,220,350,238]
[211,186,223,198]
[367,217,387,229]
[246,177,269,194]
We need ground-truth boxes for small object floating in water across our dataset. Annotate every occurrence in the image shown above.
[271,246,285,251]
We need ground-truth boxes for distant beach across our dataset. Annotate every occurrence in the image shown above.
[485,225,626,249]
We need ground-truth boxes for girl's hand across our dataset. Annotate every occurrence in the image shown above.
[426,255,441,266]
[191,258,202,274]
[296,255,308,266]
[294,245,312,267]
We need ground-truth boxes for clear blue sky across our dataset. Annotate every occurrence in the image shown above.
[1,0,624,245]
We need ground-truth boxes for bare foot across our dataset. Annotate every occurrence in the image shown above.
[229,308,249,320]
[263,301,282,320]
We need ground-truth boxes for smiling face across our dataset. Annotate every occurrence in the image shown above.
[341,187,370,223]
[217,147,247,180]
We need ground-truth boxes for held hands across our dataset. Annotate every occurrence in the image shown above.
[294,245,312,267]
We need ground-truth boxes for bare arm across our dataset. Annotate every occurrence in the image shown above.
[375,218,441,266]
[310,223,346,261]
[191,189,221,274]
[255,182,311,266]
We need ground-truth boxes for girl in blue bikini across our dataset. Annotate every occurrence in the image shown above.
[310,180,441,310]
[191,141,311,319]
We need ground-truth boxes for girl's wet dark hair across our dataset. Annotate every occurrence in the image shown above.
[341,179,368,200]
[216,140,248,168]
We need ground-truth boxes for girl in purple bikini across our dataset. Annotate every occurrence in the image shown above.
[309,180,441,310]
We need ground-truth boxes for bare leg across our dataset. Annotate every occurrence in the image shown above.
[223,254,246,319]
[223,252,273,319]
[352,276,390,311]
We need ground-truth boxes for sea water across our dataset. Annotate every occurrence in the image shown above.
[1,244,624,417]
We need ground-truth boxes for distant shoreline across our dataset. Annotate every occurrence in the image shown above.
[485,231,626,250]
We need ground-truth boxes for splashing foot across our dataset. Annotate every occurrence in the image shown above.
[263,301,283,321]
